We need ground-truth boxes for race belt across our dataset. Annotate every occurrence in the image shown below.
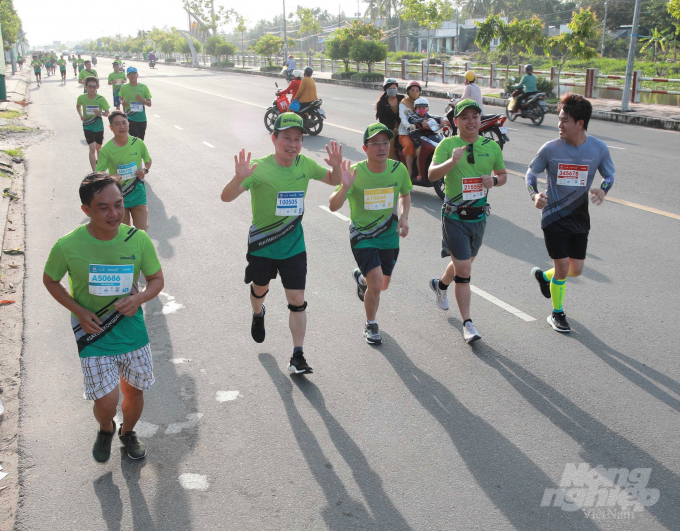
[443,202,490,221]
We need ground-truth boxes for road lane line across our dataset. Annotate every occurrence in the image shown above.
[319,205,350,221]
[505,169,679,220]
[153,114,160,118]
[203,141,215,148]
[174,125,183,130]
[469,285,536,322]
[608,145,625,150]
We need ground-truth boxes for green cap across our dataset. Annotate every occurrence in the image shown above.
[455,98,482,117]
[363,122,395,144]
[273,112,308,134]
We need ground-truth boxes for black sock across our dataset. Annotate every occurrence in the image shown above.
[463,319,472,325]
[253,308,264,317]
[438,279,449,290]
[293,346,303,356]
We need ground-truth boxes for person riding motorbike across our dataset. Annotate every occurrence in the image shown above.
[294,67,318,106]
[149,50,156,62]
[284,54,296,80]
[91,53,97,66]
[375,78,404,159]
[397,80,422,179]
[512,64,538,113]
[280,69,303,99]
[447,71,484,135]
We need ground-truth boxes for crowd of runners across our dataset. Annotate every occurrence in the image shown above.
[26,54,615,464]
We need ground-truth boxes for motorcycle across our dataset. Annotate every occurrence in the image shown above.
[394,116,448,200]
[444,94,510,150]
[149,59,156,69]
[264,82,326,136]
[507,89,548,126]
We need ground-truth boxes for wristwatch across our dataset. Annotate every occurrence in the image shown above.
[493,176,498,187]
[143,168,149,174]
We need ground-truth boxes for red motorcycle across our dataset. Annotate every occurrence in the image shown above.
[393,117,448,200]
[264,82,326,135]
[444,98,510,149]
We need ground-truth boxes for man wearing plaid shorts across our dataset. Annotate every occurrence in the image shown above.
[43,172,164,462]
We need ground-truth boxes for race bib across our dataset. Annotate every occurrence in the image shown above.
[557,164,588,187]
[115,79,124,85]
[130,101,144,112]
[364,187,394,211]
[275,191,304,216]
[85,105,99,116]
[117,161,137,182]
[462,177,487,201]
[89,264,134,296]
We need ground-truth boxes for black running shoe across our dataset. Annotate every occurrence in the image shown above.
[251,305,266,343]
[352,268,367,302]
[288,352,313,374]
[531,267,551,299]
[548,311,571,333]
[92,420,116,463]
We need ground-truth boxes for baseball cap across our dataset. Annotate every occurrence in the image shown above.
[454,98,482,117]
[273,112,308,134]
[126,66,138,74]
[363,122,394,144]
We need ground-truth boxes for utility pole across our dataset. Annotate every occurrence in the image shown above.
[283,0,288,59]
[619,0,642,111]
[601,0,608,58]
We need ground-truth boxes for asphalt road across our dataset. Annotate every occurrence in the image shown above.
[16,58,680,531]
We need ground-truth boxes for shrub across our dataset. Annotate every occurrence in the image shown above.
[165,58,176,63]
[350,72,384,83]
[260,65,281,73]
[331,71,359,80]
[387,51,427,61]
[212,61,235,68]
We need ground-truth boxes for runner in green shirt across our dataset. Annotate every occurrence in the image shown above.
[78,60,97,93]
[108,62,127,110]
[17,54,23,68]
[76,54,85,72]
[119,67,151,140]
[57,56,67,83]
[71,54,78,76]
[96,110,153,231]
[76,77,110,171]
[43,172,164,463]
[428,99,508,344]
[31,55,42,86]
[221,112,343,375]
[328,122,412,345]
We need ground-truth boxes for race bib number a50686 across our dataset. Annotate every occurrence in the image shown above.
[462,177,486,201]
[275,191,304,216]
[364,187,394,211]
[89,264,134,296]
[557,164,588,186]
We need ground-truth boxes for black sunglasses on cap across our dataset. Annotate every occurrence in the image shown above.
[466,144,474,164]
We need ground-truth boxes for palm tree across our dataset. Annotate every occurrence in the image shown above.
[363,0,379,21]
[640,27,670,62]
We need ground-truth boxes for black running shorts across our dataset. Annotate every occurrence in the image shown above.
[244,251,307,290]
[351,247,400,277]
[543,230,588,260]
[83,129,104,145]
[128,120,147,140]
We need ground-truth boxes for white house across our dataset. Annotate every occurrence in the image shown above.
[415,18,507,54]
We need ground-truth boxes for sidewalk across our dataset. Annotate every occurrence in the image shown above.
[1,65,31,112]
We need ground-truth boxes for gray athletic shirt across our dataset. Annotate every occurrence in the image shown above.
[527,136,615,232]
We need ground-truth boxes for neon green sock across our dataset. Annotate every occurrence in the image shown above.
[543,268,555,282]
[550,277,566,312]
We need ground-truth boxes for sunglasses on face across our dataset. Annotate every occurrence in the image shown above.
[466,144,475,164]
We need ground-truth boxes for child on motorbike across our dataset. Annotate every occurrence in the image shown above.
[407,97,444,145]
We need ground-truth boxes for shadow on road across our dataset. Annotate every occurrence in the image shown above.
[93,472,123,531]
[259,352,411,530]
[466,336,680,529]
[145,182,181,259]
[377,332,600,531]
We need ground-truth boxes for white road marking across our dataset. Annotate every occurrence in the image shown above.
[332,97,345,101]
[319,205,350,221]
[203,141,215,148]
[153,114,160,118]
[114,415,159,438]
[165,413,203,435]
[174,125,183,130]
[507,127,518,131]
[470,285,536,322]
[170,358,192,365]
[178,474,209,491]
[216,391,240,402]
[607,145,625,150]
[156,292,185,315]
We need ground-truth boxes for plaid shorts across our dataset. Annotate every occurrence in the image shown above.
[80,344,155,400]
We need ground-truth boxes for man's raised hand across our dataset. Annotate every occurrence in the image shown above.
[324,140,343,168]
[234,149,258,183]
[340,160,356,188]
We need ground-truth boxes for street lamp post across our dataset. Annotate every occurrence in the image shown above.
[618,0,643,111]
[283,0,288,61]
[601,0,608,57]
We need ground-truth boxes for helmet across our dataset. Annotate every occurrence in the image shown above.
[414,97,429,107]
[464,70,476,82]
[525,64,533,73]
[292,69,303,78]
[383,77,398,90]
[406,80,421,91]
[304,66,313,76]
[289,54,294,58]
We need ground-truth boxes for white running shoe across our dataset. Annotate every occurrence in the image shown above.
[429,278,449,310]
[463,321,481,344]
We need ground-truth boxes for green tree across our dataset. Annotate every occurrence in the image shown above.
[216,41,235,59]
[235,14,248,66]
[183,0,235,36]
[667,0,680,60]
[640,27,670,61]
[205,35,224,55]
[326,20,384,72]
[0,0,22,49]
[350,39,388,72]
[547,8,599,97]
[475,15,545,83]
[252,34,285,66]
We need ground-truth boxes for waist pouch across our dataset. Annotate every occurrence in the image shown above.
[443,203,490,220]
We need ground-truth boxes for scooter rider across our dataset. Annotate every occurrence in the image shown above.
[397,80,421,180]
[513,64,538,113]
[148,50,156,66]
[284,54,296,80]
[280,69,302,99]
[294,67,318,106]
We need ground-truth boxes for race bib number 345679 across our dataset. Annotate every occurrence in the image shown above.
[88,264,134,296]
[557,164,588,186]
[275,191,304,216]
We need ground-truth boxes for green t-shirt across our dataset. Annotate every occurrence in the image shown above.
[517,74,537,93]
[432,136,505,222]
[44,224,162,358]
[17,55,22,62]
[119,83,152,122]
[31,60,41,72]
[108,72,127,96]
[79,68,98,83]
[57,59,67,70]
[77,93,110,132]
[340,159,412,249]
[77,58,85,70]
[96,136,151,208]
[241,153,327,259]
[71,57,77,66]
